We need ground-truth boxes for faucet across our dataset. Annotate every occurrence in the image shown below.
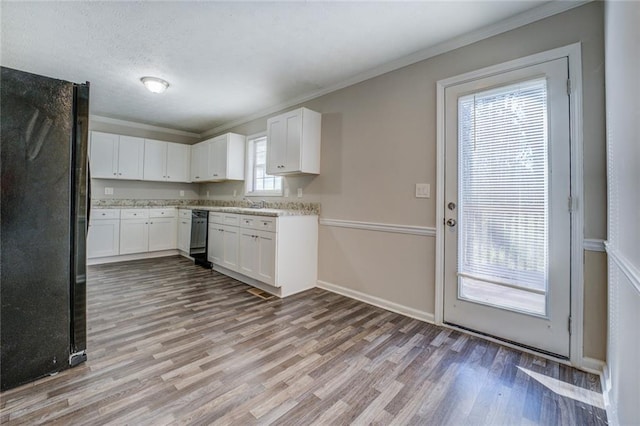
[244,198,266,209]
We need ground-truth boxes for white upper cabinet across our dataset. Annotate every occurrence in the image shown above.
[190,142,208,182]
[90,132,144,180]
[143,139,190,182]
[266,107,321,175]
[191,133,245,182]
[166,143,190,182]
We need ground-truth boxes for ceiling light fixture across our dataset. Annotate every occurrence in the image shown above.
[141,76,169,94]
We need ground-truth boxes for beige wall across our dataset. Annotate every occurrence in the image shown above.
[205,3,607,361]
[89,119,201,200]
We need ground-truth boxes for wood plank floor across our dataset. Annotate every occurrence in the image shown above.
[1,256,607,425]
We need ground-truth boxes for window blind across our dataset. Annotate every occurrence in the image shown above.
[458,78,549,295]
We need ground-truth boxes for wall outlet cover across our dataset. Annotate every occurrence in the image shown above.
[104,187,114,195]
[415,183,430,198]
[180,190,185,197]
[284,188,290,198]
[297,188,303,198]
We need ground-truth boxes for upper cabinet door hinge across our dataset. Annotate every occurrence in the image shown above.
[567,79,572,96]
[568,196,574,213]
[568,316,572,335]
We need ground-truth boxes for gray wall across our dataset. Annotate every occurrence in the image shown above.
[204,2,608,360]
[89,119,201,200]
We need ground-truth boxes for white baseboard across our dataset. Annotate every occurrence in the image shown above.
[87,249,180,265]
[316,279,435,323]
[580,356,606,375]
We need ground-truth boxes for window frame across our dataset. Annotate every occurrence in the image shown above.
[244,132,283,197]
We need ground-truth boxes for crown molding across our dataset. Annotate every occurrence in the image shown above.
[202,0,590,137]
[90,115,201,138]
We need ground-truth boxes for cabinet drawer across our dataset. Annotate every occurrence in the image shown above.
[239,215,276,232]
[209,212,223,224]
[121,209,149,219]
[149,208,176,218]
[91,209,120,220]
[179,209,192,218]
[222,213,240,226]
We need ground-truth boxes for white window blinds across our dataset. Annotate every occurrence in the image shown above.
[457,78,549,302]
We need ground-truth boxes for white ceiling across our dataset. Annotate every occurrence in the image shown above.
[1,1,578,134]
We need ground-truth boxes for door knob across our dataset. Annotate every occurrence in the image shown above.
[446,218,457,227]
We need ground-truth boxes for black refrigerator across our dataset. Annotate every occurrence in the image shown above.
[1,67,90,391]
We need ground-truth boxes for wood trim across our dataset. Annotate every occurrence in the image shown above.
[317,280,435,324]
[435,43,587,368]
[90,115,201,138]
[583,239,606,252]
[319,218,436,237]
[601,363,620,426]
[87,249,180,265]
[201,1,588,137]
[606,243,640,295]
[581,356,606,374]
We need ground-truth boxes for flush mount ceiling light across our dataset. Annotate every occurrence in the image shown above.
[140,76,169,94]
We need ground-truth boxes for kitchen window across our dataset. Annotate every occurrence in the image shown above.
[245,133,283,196]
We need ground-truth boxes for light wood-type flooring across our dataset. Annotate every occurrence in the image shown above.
[1,256,607,425]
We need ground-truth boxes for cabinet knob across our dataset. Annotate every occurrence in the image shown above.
[113,172,117,175]
[119,173,122,175]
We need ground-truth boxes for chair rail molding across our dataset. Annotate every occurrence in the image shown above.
[319,218,436,237]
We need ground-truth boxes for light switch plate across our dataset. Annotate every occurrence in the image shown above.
[415,183,430,198]
[297,188,303,198]
[104,187,113,195]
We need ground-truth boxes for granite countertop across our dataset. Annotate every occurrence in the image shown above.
[91,199,320,217]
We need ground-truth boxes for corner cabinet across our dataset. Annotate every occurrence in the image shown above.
[90,131,144,180]
[266,107,321,175]
[208,212,318,298]
[191,133,245,182]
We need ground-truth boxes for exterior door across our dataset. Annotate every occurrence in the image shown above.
[443,58,571,357]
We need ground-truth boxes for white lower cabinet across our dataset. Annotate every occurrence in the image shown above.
[119,217,149,255]
[208,212,317,297]
[115,208,178,256]
[178,209,192,253]
[87,209,120,258]
[148,217,177,251]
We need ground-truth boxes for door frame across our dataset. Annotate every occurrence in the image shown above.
[434,43,585,367]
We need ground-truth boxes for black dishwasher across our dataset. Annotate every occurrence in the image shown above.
[190,210,211,268]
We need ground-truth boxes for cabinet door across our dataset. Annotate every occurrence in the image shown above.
[283,110,302,173]
[148,217,177,251]
[118,136,145,180]
[87,219,120,258]
[190,142,208,181]
[90,132,119,178]
[178,219,191,253]
[239,230,258,278]
[119,218,149,254]
[167,143,190,182]
[143,139,167,181]
[266,115,286,174]
[208,225,224,264]
[257,230,276,286]
[209,137,227,180]
[221,225,240,272]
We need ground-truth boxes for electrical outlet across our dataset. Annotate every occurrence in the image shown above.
[284,188,290,198]
[179,190,185,197]
[297,188,303,198]
[233,189,237,197]
[415,183,430,198]
[206,190,210,198]
[104,187,113,195]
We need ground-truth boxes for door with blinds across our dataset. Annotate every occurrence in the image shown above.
[443,58,571,357]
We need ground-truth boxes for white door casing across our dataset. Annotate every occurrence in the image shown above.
[435,43,585,365]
